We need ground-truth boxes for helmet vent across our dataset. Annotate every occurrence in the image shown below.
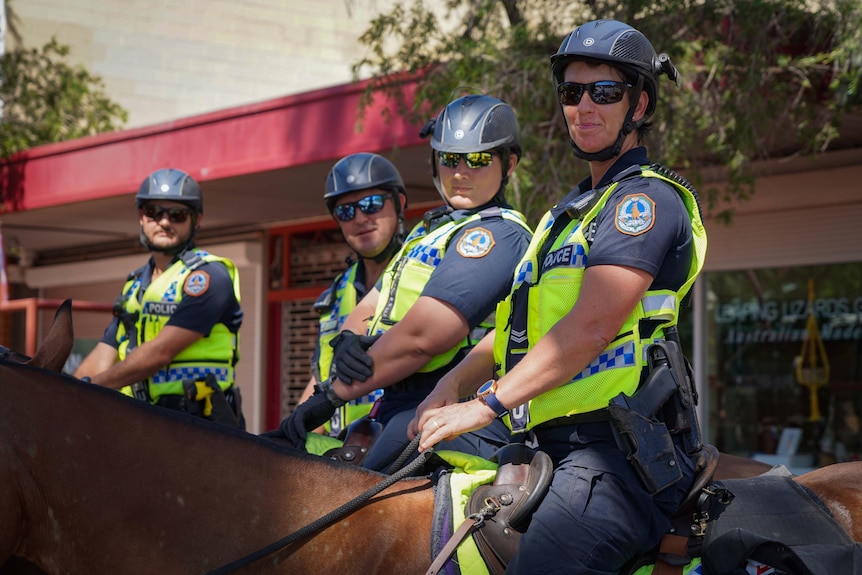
[611,31,654,64]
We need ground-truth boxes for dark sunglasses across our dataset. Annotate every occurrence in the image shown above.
[437,151,495,169]
[332,194,391,222]
[141,204,192,224]
[557,81,633,106]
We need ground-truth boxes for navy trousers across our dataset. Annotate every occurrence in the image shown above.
[506,421,697,575]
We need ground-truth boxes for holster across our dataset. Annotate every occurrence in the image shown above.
[179,375,246,429]
[607,340,702,494]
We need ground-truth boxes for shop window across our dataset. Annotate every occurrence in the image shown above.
[706,263,862,468]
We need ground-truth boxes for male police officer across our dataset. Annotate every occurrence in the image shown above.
[76,168,244,428]
[297,153,408,437]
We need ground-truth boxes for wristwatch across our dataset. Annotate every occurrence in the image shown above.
[317,378,346,408]
[477,379,509,417]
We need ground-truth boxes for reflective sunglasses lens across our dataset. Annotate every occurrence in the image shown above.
[333,204,355,222]
[558,82,585,106]
[438,151,494,169]
[438,152,461,169]
[356,194,387,215]
[464,152,494,168]
[333,194,389,222]
[558,81,629,106]
[591,81,626,104]
[143,205,190,223]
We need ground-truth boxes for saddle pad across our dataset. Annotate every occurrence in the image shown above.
[702,466,861,574]
[705,466,853,547]
[430,450,498,575]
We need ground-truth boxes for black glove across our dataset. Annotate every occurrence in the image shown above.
[330,330,379,384]
[280,389,337,449]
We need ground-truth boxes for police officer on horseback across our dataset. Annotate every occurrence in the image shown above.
[411,19,708,573]
[296,152,409,439]
[75,168,245,428]
[275,94,534,470]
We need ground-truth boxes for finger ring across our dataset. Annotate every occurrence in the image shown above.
[433,420,441,431]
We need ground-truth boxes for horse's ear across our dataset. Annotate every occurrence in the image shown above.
[29,299,74,373]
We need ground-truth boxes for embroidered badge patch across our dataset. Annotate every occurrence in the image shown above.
[456,227,495,258]
[183,270,210,297]
[615,193,655,236]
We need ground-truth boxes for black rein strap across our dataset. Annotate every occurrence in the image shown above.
[205,435,433,575]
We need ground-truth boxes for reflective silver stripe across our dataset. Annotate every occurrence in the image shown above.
[641,293,677,319]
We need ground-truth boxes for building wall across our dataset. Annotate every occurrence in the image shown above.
[12,0,404,128]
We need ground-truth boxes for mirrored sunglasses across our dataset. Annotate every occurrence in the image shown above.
[332,194,391,222]
[437,151,495,169]
[141,204,192,224]
[557,80,632,106]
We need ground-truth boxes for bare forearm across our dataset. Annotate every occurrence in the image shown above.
[333,297,470,401]
[445,333,497,398]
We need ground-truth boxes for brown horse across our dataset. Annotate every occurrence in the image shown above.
[0,303,859,574]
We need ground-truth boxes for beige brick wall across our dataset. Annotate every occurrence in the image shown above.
[12,0,404,128]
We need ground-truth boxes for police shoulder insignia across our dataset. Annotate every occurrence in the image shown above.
[456,227,495,258]
[615,193,656,236]
[183,270,210,296]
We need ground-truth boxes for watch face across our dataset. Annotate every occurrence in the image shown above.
[477,379,496,396]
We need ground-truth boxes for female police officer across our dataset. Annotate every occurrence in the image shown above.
[411,20,708,573]
[278,94,533,471]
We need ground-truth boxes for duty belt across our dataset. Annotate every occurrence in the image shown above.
[536,409,611,429]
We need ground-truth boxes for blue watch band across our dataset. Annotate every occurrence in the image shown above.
[481,391,509,417]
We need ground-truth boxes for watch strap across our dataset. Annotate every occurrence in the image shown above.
[318,378,346,408]
[480,391,508,417]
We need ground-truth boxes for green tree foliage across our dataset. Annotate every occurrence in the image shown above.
[0,37,128,158]
[352,0,861,224]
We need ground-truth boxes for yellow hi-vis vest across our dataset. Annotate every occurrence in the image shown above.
[313,261,382,435]
[493,167,707,433]
[115,249,241,402]
[368,206,532,374]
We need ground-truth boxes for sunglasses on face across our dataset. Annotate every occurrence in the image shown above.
[332,194,391,222]
[557,80,632,106]
[141,204,192,224]
[437,151,495,169]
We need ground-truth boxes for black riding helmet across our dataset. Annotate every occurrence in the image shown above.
[324,152,407,213]
[324,152,408,263]
[136,168,203,213]
[428,94,521,206]
[550,19,679,161]
[135,168,202,254]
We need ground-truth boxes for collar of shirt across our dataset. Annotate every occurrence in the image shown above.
[551,147,651,220]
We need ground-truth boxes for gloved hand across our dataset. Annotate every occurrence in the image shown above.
[280,389,337,449]
[330,330,379,384]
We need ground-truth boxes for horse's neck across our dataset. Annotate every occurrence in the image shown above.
[1,368,434,574]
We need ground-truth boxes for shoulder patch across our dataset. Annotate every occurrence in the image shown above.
[183,270,210,297]
[615,193,656,236]
[456,227,495,258]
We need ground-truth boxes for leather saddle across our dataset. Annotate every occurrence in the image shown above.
[466,443,554,575]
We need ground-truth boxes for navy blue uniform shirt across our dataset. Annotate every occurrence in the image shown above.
[101,256,242,347]
[550,147,692,291]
